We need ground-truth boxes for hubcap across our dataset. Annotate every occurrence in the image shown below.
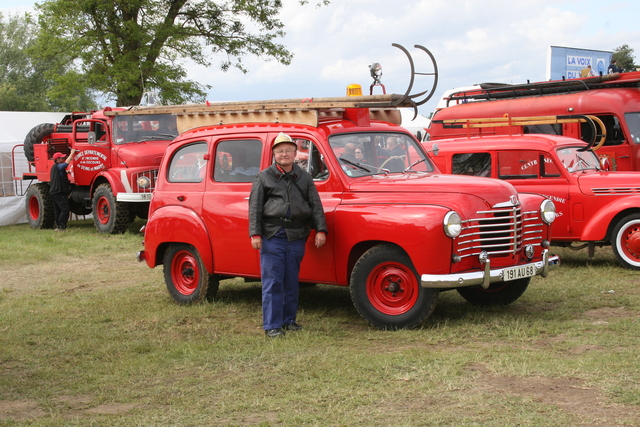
[367,262,418,315]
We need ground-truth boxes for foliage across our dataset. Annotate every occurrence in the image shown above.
[0,12,97,112]
[611,44,637,72]
[33,0,325,107]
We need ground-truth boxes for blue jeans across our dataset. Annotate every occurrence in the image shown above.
[260,232,306,330]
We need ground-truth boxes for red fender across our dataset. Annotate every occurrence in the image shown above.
[581,196,640,241]
[143,205,213,271]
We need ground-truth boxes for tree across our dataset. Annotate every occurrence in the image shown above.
[611,44,637,72]
[0,12,97,111]
[34,0,327,107]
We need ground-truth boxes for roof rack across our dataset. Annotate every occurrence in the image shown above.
[432,114,606,151]
[105,94,416,131]
[445,72,640,105]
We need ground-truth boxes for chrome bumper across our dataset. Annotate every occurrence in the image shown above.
[421,249,560,289]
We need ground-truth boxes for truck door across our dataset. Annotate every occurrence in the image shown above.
[70,120,111,186]
[497,150,572,240]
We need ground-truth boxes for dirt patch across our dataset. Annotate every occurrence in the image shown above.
[0,400,47,421]
[467,364,640,425]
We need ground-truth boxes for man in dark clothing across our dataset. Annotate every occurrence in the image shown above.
[608,59,622,74]
[49,149,76,231]
[249,133,327,338]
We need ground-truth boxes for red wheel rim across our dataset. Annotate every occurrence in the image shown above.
[619,220,640,262]
[28,196,40,220]
[366,261,419,315]
[96,196,110,224]
[170,250,200,296]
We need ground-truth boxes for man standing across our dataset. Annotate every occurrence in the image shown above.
[249,133,327,338]
[49,149,76,231]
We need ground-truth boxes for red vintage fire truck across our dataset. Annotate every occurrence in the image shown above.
[135,93,560,329]
[14,107,177,233]
[427,72,640,172]
[426,129,640,270]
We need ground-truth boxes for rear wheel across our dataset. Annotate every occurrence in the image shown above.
[23,123,55,162]
[25,183,55,229]
[91,183,131,234]
[611,213,640,270]
[350,244,438,329]
[457,278,530,306]
[163,244,218,304]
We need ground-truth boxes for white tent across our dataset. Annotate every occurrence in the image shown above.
[0,112,67,226]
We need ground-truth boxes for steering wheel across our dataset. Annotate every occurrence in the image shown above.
[377,155,406,173]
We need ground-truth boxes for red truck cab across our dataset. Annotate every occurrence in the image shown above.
[427,133,640,269]
[137,95,559,329]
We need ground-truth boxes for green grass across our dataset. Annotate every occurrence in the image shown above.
[1,220,639,425]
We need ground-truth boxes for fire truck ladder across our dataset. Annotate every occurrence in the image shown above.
[432,114,607,151]
[445,71,640,105]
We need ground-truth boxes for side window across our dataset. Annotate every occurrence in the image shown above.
[293,138,329,181]
[214,139,262,183]
[498,151,538,179]
[540,153,561,177]
[168,142,208,183]
[452,153,491,177]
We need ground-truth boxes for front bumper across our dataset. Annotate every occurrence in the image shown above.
[421,249,560,289]
[117,193,153,202]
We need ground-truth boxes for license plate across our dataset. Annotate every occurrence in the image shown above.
[503,264,536,281]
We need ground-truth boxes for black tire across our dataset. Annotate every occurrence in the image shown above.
[135,202,150,220]
[457,278,530,306]
[25,183,55,229]
[349,244,438,330]
[163,244,218,304]
[611,213,640,270]
[24,123,55,162]
[91,183,132,234]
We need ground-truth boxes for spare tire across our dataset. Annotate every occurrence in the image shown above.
[24,123,55,162]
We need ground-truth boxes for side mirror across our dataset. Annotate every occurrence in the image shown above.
[599,156,611,171]
[431,143,439,157]
[87,131,96,145]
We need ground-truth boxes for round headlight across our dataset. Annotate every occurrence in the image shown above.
[444,211,462,238]
[540,199,556,224]
[137,175,151,189]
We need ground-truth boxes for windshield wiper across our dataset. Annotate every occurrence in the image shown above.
[403,157,427,173]
[339,157,371,173]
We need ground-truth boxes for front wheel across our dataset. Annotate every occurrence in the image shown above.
[163,244,219,304]
[611,213,640,270]
[350,244,438,329]
[25,183,54,229]
[91,183,132,234]
[457,277,530,306]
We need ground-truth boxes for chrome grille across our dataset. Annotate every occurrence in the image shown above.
[456,205,544,259]
[131,169,158,193]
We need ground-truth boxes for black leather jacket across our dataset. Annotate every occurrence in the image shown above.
[249,163,327,241]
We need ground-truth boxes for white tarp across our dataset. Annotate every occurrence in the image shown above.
[399,108,431,140]
[0,112,67,226]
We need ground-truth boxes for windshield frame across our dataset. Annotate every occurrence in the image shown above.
[112,114,178,145]
[556,146,601,173]
[328,131,435,177]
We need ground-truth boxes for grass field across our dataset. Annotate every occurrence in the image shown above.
[1,219,639,426]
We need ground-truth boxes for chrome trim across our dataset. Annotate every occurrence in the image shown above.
[421,250,560,289]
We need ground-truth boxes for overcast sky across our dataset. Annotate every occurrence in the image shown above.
[2,0,639,116]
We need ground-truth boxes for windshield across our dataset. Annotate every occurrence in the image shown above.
[328,132,434,177]
[113,114,178,145]
[556,146,600,172]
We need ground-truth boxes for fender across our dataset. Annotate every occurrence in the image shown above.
[581,196,640,241]
[144,205,213,271]
[88,169,127,195]
[332,204,453,284]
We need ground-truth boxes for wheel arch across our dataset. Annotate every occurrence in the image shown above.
[144,206,213,272]
[347,241,412,282]
[580,198,640,241]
